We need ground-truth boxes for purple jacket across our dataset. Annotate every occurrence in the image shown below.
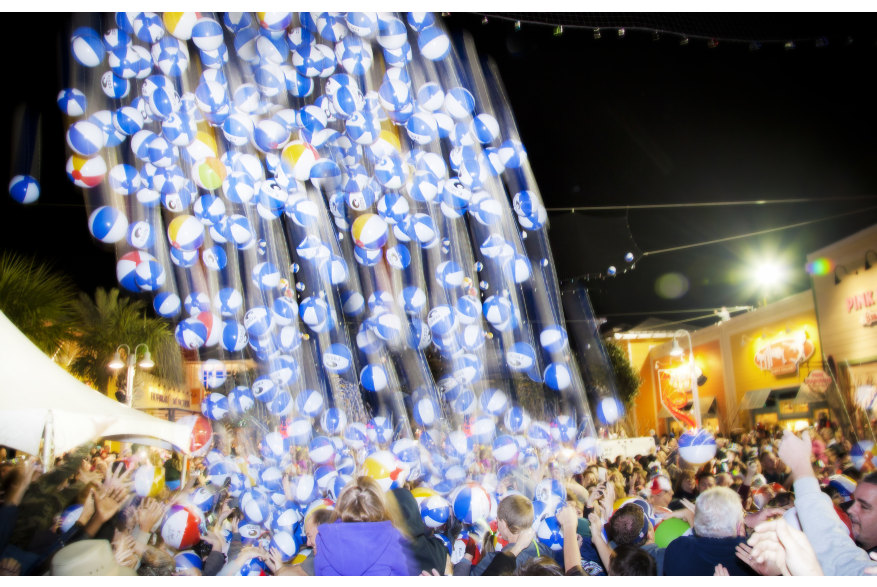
[314,520,409,576]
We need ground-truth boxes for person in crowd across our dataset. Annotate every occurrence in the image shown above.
[290,507,332,576]
[607,503,666,575]
[163,453,182,492]
[775,429,877,575]
[387,487,450,575]
[609,544,657,576]
[314,476,408,576]
[673,470,697,502]
[663,487,759,575]
[469,494,549,575]
[646,475,673,511]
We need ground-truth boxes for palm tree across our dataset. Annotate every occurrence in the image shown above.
[68,287,185,396]
[0,251,78,356]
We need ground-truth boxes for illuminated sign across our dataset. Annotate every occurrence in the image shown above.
[804,369,832,393]
[753,331,815,376]
[846,290,877,326]
[657,364,696,428]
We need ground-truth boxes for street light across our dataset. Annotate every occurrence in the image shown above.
[754,261,786,305]
[671,329,702,428]
[109,343,153,408]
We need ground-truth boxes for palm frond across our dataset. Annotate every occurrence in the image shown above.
[0,251,78,355]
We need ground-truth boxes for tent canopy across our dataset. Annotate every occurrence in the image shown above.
[0,310,191,456]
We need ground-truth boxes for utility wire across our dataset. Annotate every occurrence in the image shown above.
[601,306,752,317]
[545,195,876,212]
[642,205,877,256]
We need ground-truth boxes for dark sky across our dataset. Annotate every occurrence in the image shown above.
[2,13,877,333]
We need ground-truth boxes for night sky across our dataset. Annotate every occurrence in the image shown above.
[2,13,877,333]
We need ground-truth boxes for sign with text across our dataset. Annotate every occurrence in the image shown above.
[753,331,815,376]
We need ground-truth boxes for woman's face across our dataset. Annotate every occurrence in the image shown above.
[682,477,695,493]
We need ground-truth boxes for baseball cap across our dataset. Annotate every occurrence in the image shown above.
[648,475,672,495]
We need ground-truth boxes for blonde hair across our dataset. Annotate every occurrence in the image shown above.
[497,494,534,534]
[331,476,390,523]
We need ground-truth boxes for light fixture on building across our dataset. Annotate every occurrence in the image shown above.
[835,265,851,285]
[669,338,683,356]
[139,351,155,369]
[865,250,877,270]
[109,351,125,370]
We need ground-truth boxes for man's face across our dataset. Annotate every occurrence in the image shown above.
[847,483,877,550]
[716,474,733,488]
[650,490,672,508]
[762,453,779,470]
[305,518,318,550]
[698,476,716,493]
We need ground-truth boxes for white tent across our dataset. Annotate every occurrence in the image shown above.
[0,310,192,456]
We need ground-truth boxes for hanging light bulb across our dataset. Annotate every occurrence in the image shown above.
[515,21,521,31]
[670,338,683,357]
[618,28,625,38]
[593,28,601,39]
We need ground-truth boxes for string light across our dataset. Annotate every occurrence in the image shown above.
[482,16,488,25]
[593,28,601,39]
[680,36,689,45]
[618,28,625,38]
[514,20,521,31]
[708,37,719,48]
[785,41,795,50]
[652,30,661,41]
[553,26,563,36]
[750,41,761,51]
[816,37,828,47]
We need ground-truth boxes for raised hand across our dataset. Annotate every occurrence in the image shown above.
[138,497,168,533]
[749,518,823,576]
[714,564,729,576]
[736,542,782,576]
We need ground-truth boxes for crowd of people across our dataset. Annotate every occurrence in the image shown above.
[0,419,875,576]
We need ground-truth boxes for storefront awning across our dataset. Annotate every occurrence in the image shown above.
[793,383,825,405]
[657,405,673,419]
[739,388,772,410]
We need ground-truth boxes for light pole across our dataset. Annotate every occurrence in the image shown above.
[109,343,154,408]
[669,329,701,429]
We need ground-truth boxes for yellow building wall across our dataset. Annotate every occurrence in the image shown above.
[729,309,822,407]
[625,339,672,437]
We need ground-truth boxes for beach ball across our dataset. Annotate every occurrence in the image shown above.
[252,376,277,404]
[479,388,509,417]
[407,12,436,32]
[309,436,336,465]
[100,71,130,99]
[360,364,389,392]
[493,435,519,464]
[345,11,377,36]
[213,289,243,318]
[134,463,165,497]
[175,317,207,348]
[321,408,347,435]
[499,139,528,168]
[88,206,127,243]
[228,386,255,414]
[58,505,84,533]
[260,432,290,461]
[72,28,105,67]
[134,260,165,291]
[240,488,270,525]
[108,164,140,196]
[470,113,500,144]
[244,306,274,339]
[8,175,40,204]
[544,363,572,391]
[540,326,569,353]
[420,495,450,528]
[417,25,451,61]
[596,396,624,425]
[363,451,405,492]
[368,416,394,445]
[153,292,181,318]
[351,213,389,250]
[201,393,229,420]
[57,88,88,117]
[286,417,313,447]
[291,475,320,505]
[184,292,210,316]
[537,516,564,551]
[153,37,190,77]
[200,359,227,389]
[343,423,368,450]
[269,531,300,563]
[175,551,202,572]
[483,296,512,330]
[427,305,457,338]
[67,121,105,157]
[167,215,204,251]
[176,414,214,457]
[398,287,426,315]
[414,398,440,428]
[453,484,490,525]
[252,262,281,290]
[503,406,530,434]
[527,421,553,450]
[471,415,497,445]
[271,297,298,327]
[67,154,107,188]
[678,428,717,465]
[295,389,324,418]
[191,17,223,51]
[260,466,284,492]
[654,517,690,548]
[322,343,352,375]
[553,415,577,443]
[163,12,198,40]
[161,505,204,550]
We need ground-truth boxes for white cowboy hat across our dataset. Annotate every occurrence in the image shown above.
[51,540,137,576]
